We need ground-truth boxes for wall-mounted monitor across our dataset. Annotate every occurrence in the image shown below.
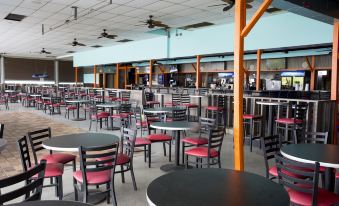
[281,71,305,77]
[218,72,234,78]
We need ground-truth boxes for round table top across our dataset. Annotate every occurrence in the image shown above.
[8,200,93,206]
[29,94,42,97]
[0,139,7,152]
[96,103,120,108]
[189,95,205,98]
[144,107,181,114]
[42,133,119,152]
[66,99,90,103]
[150,121,199,131]
[147,169,289,206]
[256,101,288,106]
[5,90,15,93]
[154,93,165,96]
[281,144,339,169]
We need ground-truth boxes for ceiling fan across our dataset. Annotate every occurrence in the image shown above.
[98,29,118,39]
[209,0,253,11]
[136,15,169,29]
[67,38,86,47]
[31,48,52,55]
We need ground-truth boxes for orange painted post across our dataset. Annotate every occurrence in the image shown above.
[149,60,153,88]
[196,55,201,89]
[75,67,78,85]
[331,21,339,144]
[233,0,246,171]
[114,64,119,89]
[103,73,106,89]
[256,50,262,91]
[93,65,97,88]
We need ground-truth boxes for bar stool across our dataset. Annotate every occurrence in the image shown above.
[180,94,198,122]
[275,103,308,144]
[205,95,226,126]
[243,114,262,152]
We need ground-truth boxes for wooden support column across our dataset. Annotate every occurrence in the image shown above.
[124,67,127,89]
[233,0,246,171]
[331,21,339,144]
[75,67,78,85]
[256,50,262,91]
[114,64,119,89]
[196,55,201,89]
[103,73,106,89]
[93,65,97,88]
[149,60,153,88]
[306,56,316,91]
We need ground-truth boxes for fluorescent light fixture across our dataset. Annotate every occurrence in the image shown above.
[318,71,328,76]
[5,80,55,84]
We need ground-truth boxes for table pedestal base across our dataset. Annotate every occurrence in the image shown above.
[63,190,107,205]
[160,164,192,172]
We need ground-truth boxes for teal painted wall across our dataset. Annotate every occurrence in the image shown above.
[74,12,333,67]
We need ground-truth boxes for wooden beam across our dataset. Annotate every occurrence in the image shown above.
[241,0,272,38]
[93,65,97,88]
[75,67,78,85]
[196,55,201,89]
[191,63,197,71]
[331,22,339,101]
[149,60,153,88]
[309,56,316,91]
[233,0,246,171]
[256,49,262,91]
[114,64,119,89]
[103,73,106,89]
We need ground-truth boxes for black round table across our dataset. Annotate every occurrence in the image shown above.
[281,144,339,191]
[150,121,200,172]
[42,133,119,152]
[8,200,93,206]
[147,169,289,206]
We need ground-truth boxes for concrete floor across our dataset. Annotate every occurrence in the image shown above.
[0,103,266,206]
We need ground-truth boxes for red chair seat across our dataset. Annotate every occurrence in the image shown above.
[44,102,52,105]
[117,98,129,101]
[147,134,172,142]
[31,163,64,178]
[40,153,76,164]
[164,102,177,106]
[91,113,109,119]
[243,114,262,119]
[206,106,223,111]
[181,137,208,145]
[288,187,339,206]
[181,103,198,108]
[117,153,130,165]
[275,118,303,124]
[111,113,129,118]
[135,138,151,146]
[166,118,173,122]
[185,147,218,158]
[73,170,111,185]
[147,101,160,105]
[136,121,148,127]
[66,106,77,110]
[147,117,160,122]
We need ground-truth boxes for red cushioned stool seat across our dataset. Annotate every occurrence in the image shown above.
[164,102,177,107]
[73,170,111,185]
[147,134,172,142]
[40,153,76,164]
[181,137,208,145]
[185,147,218,158]
[276,118,303,124]
[243,114,262,119]
[206,106,223,111]
[181,103,198,108]
[111,113,129,118]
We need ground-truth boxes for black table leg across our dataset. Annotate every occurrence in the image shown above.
[325,168,335,192]
[198,97,202,117]
[267,105,273,136]
[71,102,86,121]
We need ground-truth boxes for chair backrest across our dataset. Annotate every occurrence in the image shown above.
[261,135,281,179]
[172,93,181,104]
[296,131,328,144]
[27,128,52,164]
[275,153,319,206]
[293,103,308,121]
[199,117,216,136]
[17,136,33,172]
[0,160,46,205]
[120,128,137,161]
[120,103,132,113]
[79,142,119,187]
[199,89,208,96]
[172,108,187,121]
[134,106,143,123]
[217,96,227,108]
[0,124,3,139]
[207,128,225,155]
[181,94,190,104]
[145,92,155,102]
[121,91,130,100]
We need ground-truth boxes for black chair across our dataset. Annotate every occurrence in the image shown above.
[164,93,181,107]
[17,136,64,200]
[73,142,119,205]
[168,108,187,122]
[27,128,76,171]
[0,160,46,205]
[295,131,328,144]
[275,153,339,206]
[185,127,225,168]
[261,135,281,180]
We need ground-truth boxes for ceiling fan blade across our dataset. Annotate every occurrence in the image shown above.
[246,3,253,9]
[98,36,103,39]
[208,4,227,7]
[106,35,117,39]
[45,51,52,54]
[77,43,86,46]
